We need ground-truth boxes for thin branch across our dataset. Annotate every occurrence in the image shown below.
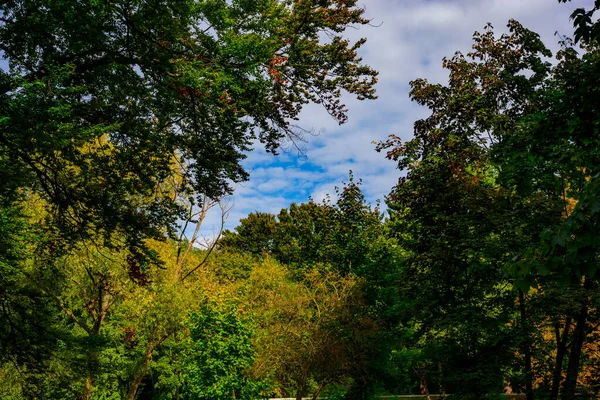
[181,196,232,281]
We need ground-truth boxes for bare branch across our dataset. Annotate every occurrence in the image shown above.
[181,196,232,282]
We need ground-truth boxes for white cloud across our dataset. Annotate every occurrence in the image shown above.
[256,179,292,193]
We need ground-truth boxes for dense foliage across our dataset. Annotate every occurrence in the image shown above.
[377,11,600,400]
[2,0,600,399]
[0,0,377,260]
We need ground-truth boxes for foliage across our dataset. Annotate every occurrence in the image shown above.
[5,2,600,399]
[559,0,600,43]
[378,15,600,399]
[220,212,278,256]
[0,0,378,258]
[183,300,267,400]
[0,2,380,397]
[222,176,404,398]
[246,259,377,399]
[376,20,556,397]
[222,173,386,276]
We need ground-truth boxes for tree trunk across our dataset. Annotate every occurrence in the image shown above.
[519,289,534,400]
[561,278,592,399]
[37,274,109,400]
[79,376,93,400]
[79,284,111,399]
[295,382,306,400]
[549,317,571,400]
[126,345,155,400]
[419,369,430,398]
[311,380,328,400]
[438,362,446,398]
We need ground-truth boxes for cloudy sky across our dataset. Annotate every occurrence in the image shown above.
[201,0,592,235]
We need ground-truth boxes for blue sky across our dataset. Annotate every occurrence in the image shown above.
[197,0,593,235]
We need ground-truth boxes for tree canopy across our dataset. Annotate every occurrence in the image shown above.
[5,1,600,399]
[0,0,377,257]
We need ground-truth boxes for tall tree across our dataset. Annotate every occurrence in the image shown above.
[0,0,378,259]
[506,39,600,398]
[377,20,562,399]
[380,17,600,398]
[0,3,378,393]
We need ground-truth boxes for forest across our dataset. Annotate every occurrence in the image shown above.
[1,0,600,399]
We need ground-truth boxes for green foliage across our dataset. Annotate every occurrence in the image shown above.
[378,14,600,398]
[220,212,278,255]
[6,1,600,399]
[0,2,380,397]
[222,177,405,398]
[222,173,386,277]
[246,259,377,399]
[559,0,600,43]
[0,200,75,398]
[183,300,268,400]
[500,41,600,289]
[376,20,554,397]
[0,0,377,257]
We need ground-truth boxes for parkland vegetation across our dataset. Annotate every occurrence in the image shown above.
[1,0,600,399]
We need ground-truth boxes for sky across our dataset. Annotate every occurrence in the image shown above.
[3,1,591,238]
[194,0,594,237]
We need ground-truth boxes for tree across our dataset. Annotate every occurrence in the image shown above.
[505,39,600,398]
[246,259,376,400]
[559,0,600,43]
[221,176,402,398]
[222,174,384,276]
[220,212,278,256]
[377,20,563,399]
[0,202,70,399]
[0,3,379,394]
[0,0,378,260]
[182,300,267,400]
[0,185,264,399]
[379,17,600,398]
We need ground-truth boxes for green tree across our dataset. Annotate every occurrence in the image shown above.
[0,0,377,259]
[503,39,600,399]
[182,300,267,400]
[379,17,600,399]
[0,2,379,395]
[220,212,278,255]
[0,191,265,399]
[222,174,385,276]
[221,176,403,398]
[377,20,562,399]
[559,0,600,43]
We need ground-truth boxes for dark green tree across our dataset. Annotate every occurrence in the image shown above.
[0,0,378,259]
[504,39,600,399]
[559,0,600,43]
[377,20,562,399]
[380,16,600,398]
[220,212,278,255]
[222,174,385,276]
